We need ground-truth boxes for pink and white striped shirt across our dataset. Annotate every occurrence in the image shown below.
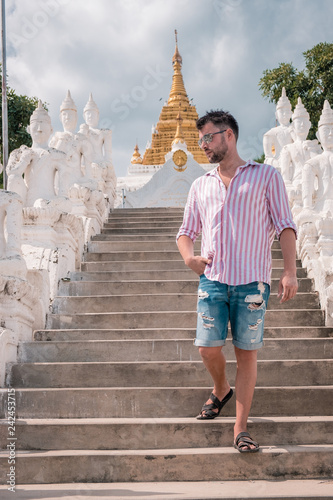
[176,160,297,285]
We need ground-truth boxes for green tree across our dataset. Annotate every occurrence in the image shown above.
[0,66,47,187]
[259,42,333,139]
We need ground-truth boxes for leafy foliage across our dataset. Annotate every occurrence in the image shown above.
[254,153,265,164]
[259,42,333,139]
[0,88,44,153]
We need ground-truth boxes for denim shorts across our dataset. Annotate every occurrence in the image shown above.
[195,276,270,350]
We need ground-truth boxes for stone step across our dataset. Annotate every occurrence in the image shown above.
[80,258,302,272]
[58,277,314,296]
[104,221,184,229]
[1,387,332,418]
[51,292,320,315]
[92,233,182,241]
[101,226,182,234]
[91,235,284,251]
[83,249,284,262]
[87,239,282,254]
[34,326,333,342]
[48,309,325,330]
[91,233,283,247]
[111,207,184,214]
[18,338,333,363]
[80,260,191,272]
[70,267,308,281]
[83,250,190,262]
[0,479,331,500]
[107,216,184,224]
[0,445,332,484]
[88,239,193,252]
[70,269,194,281]
[1,417,332,451]
[7,360,333,388]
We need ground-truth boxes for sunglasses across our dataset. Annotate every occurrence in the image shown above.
[198,130,227,147]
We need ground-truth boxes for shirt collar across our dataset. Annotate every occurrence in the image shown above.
[206,159,259,178]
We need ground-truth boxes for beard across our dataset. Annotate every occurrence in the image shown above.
[205,142,228,163]
[208,150,226,163]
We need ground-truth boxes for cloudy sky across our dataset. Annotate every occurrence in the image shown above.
[5,0,333,177]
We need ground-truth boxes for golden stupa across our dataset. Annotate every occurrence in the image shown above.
[131,144,143,164]
[142,31,208,165]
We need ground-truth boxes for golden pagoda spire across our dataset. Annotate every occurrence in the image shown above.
[141,31,208,165]
[172,29,182,65]
[168,30,189,107]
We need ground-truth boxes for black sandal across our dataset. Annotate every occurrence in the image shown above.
[196,388,233,420]
[234,432,259,453]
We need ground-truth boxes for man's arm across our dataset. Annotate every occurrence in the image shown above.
[177,235,211,276]
[278,228,298,303]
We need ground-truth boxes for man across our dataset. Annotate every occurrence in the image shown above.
[176,110,298,453]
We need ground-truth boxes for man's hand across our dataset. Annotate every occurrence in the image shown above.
[278,228,298,303]
[277,271,298,303]
[185,255,212,276]
[177,235,211,276]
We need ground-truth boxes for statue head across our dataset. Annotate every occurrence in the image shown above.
[60,90,77,133]
[317,100,333,151]
[292,97,311,141]
[83,93,99,128]
[28,100,53,148]
[275,87,292,126]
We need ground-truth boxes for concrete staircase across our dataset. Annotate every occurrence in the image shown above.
[1,207,333,494]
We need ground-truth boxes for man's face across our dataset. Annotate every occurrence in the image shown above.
[30,119,52,145]
[198,123,228,164]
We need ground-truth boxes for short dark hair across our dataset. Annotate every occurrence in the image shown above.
[196,109,239,141]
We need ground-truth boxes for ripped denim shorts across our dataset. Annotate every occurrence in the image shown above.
[195,276,270,350]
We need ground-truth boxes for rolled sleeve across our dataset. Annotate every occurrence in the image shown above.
[267,169,297,239]
[176,183,202,243]
[274,217,297,239]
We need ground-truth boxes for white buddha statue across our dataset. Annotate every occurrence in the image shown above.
[280,98,322,213]
[79,93,116,201]
[0,162,28,284]
[263,87,293,170]
[0,163,24,261]
[49,90,97,191]
[302,100,333,215]
[6,100,70,211]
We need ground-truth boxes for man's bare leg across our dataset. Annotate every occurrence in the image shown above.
[198,346,231,416]
[233,347,258,449]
